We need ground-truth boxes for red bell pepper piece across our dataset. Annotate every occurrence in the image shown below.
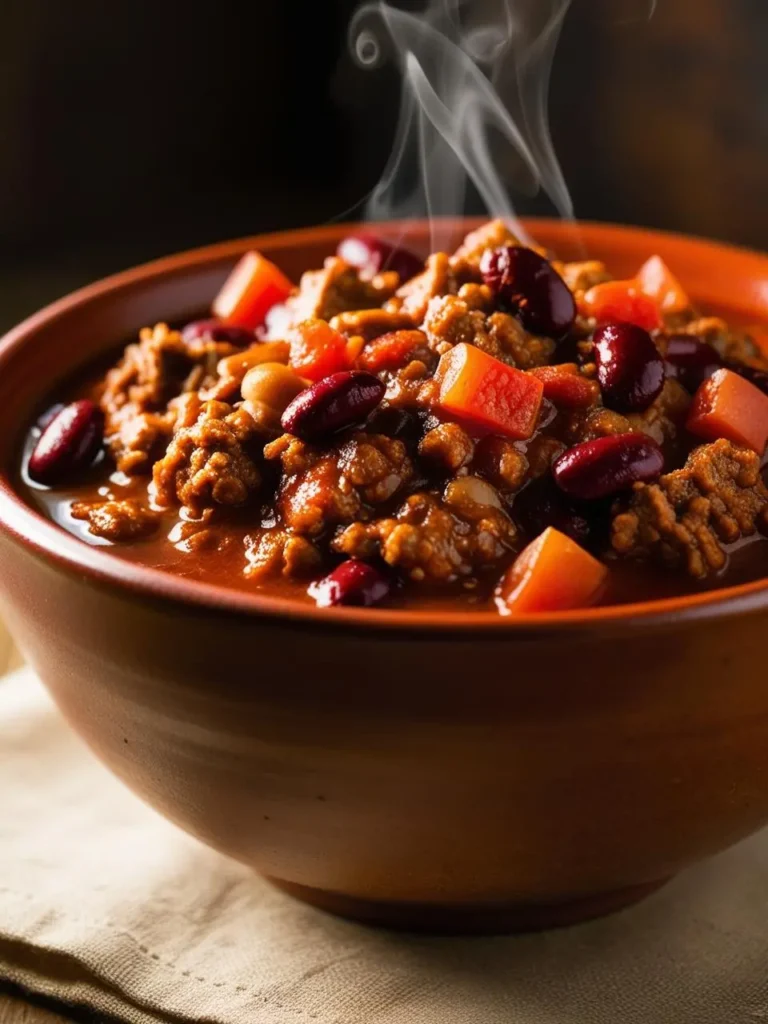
[213,251,293,330]
[499,527,608,614]
[687,368,768,453]
[289,320,350,383]
[581,280,661,332]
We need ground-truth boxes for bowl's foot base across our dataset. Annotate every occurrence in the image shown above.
[268,876,670,935]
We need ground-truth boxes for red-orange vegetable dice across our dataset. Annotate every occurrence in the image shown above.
[435,343,543,440]
[289,320,350,382]
[358,330,426,373]
[581,280,661,332]
[687,368,768,453]
[499,527,608,614]
[635,255,690,315]
[528,364,599,408]
[213,251,293,330]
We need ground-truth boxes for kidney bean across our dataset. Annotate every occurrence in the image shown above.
[281,371,385,440]
[594,322,665,412]
[724,359,768,396]
[664,334,721,393]
[337,234,423,283]
[181,318,255,346]
[512,476,593,547]
[479,245,576,339]
[28,400,104,484]
[310,559,391,608]
[553,433,664,500]
[36,403,65,431]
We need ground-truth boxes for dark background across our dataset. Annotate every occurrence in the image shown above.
[0,0,765,330]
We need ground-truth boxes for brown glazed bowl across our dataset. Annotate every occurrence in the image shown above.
[1,219,768,933]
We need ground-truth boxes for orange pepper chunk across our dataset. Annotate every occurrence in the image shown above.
[435,343,543,440]
[635,255,690,315]
[358,330,426,373]
[499,527,608,614]
[213,251,293,330]
[289,319,350,382]
[528,364,600,409]
[687,368,768,453]
[581,280,661,332]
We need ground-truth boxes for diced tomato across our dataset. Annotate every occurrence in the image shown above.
[499,526,608,614]
[528,364,600,409]
[635,255,690,315]
[581,280,662,332]
[435,343,543,440]
[212,251,293,330]
[687,368,768,453]
[358,330,426,373]
[289,320,350,383]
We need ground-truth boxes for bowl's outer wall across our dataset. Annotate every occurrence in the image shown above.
[2,219,768,910]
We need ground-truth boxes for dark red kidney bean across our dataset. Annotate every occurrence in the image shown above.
[310,560,391,608]
[479,245,576,339]
[553,433,664,500]
[28,400,104,484]
[36,403,65,431]
[724,359,768,396]
[181,318,254,346]
[512,476,592,546]
[281,371,385,440]
[337,234,423,283]
[664,335,721,393]
[593,321,665,412]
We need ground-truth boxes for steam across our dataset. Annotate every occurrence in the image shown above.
[349,0,575,247]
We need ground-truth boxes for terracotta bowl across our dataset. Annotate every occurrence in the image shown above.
[2,219,768,933]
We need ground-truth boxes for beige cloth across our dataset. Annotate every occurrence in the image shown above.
[1,665,768,1024]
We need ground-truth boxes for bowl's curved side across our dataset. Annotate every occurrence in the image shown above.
[2,521,768,927]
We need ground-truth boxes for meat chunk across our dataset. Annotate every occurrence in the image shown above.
[473,436,529,493]
[423,295,555,367]
[244,530,322,580]
[264,432,413,536]
[329,308,415,341]
[449,219,521,280]
[559,260,612,296]
[152,401,261,515]
[333,491,517,582]
[100,323,237,474]
[418,423,475,473]
[611,439,768,578]
[572,379,690,447]
[391,252,457,324]
[270,257,398,333]
[71,499,160,542]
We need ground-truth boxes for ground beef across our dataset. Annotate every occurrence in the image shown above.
[100,323,237,474]
[571,379,690,447]
[418,423,475,473]
[333,491,517,582]
[558,260,612,296]
[264,432,413,536]
[71,499,160,542]
[449,219,521,280]
[390,253,457,324]
[611,439,768,578]
[271,257,398,332]
[681,317,768,368]
[472,436,529,493]
[329,308,415,341]
[152,401,261,515]
[244,530,322,580]
[422,295,555,367]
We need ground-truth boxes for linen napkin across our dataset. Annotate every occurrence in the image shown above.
[2,665,768,1024]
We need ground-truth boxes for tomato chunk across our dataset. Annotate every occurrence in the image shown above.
[581,280,661,332]
[213,251,293,330]
[687,368,768,453]
[499,527,608,614]
[289,320,350,382]
[435,343,543,440]
[529,364,599,408]
[635,255,690,315]
[358,330,426,373]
